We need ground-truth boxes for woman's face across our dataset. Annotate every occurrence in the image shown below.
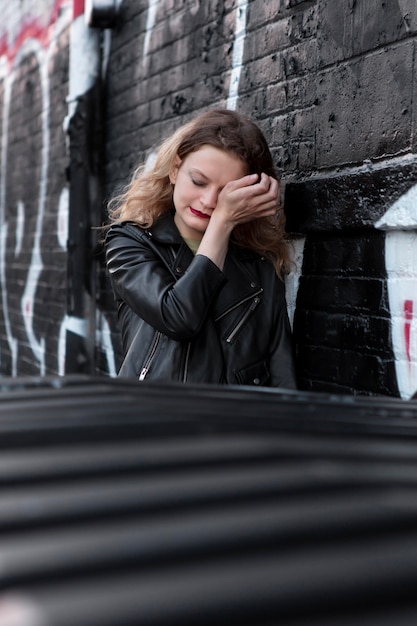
[169,145,247,241]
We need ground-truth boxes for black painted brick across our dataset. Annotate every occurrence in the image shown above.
[285,161,417,233]
[296,309,392,354]
[296,274,389,312]
[296,345,398,396]
[300,233,387,277]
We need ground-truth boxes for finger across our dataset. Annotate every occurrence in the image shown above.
[254,183,280,210]
[248,174,279,199]
[268,176,279,195]
[226,173,259,192]
[261,175,280,198]
[259,173,271,190]
[256,201,279,217]
[238,205,278,225]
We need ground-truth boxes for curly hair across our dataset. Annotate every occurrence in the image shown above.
[107,108,291,278]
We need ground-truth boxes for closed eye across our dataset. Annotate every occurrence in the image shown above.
[191,177,206,187]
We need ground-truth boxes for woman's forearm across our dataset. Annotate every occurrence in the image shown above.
[195,213,233,270]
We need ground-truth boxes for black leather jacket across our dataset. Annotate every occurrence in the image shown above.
[105,213,297,388]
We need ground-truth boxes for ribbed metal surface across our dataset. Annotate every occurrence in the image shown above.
[0,376,416,625]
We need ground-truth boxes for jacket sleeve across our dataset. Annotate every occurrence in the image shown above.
[268,278,298,390]
[105,225,227,341]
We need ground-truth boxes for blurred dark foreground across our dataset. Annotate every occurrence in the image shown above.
[0,376,416,625]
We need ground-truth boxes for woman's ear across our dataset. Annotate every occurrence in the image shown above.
[169,155,181,185]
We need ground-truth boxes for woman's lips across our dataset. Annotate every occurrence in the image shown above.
[189,207,210,219]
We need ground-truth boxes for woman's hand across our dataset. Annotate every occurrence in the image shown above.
[212,172,279,229]
[196,173,279,271]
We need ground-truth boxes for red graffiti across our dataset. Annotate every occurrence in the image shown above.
[404,300,413,365]
[73,0,85,19]
[0,0,68,64]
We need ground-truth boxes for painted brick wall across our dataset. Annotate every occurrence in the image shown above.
[0,0,70,376]
[284,0,417,398]
[102,0,417,398]
[1,0,416,399]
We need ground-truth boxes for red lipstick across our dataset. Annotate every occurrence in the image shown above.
[189,207,210,219]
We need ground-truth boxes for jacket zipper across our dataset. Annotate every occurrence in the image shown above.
[139,331,162,381]
[225,296,261,343]
[182,342,191,383]
[215,288,263,322]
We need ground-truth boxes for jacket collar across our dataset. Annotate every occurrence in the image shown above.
[144,212,195,277]
[145,211,183,245]
[144,212,264,313]
[147,212,261,261]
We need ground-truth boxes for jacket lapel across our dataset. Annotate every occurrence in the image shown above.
[213,247,263,320]
[146,214,263,315]
[144,213,194,279]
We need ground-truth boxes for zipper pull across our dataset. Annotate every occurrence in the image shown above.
[139,367,148,381]
[226,296,261,343]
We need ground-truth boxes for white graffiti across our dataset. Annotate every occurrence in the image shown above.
[58,314,88,375]
[227,0,248,110]
[15,201,25,256]
[376,183,417,399]
[0,224,17,374]
[67,10,101,121]
[18,38,50,376]
[96,311,117,377]
[57,187,69,250]
[143,0,160,61]
[141,0,248,108]
[0,52,17,374]
[375,182,417,230]
[285,237,306,330]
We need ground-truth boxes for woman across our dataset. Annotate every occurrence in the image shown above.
[105,108,297,388]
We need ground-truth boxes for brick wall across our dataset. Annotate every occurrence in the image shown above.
[102,0,417,398]
[1,0,416,398]
[0,0,70,376]
[284,0,417,397]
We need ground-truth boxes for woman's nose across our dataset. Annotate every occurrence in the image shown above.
[200,187,218,209]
